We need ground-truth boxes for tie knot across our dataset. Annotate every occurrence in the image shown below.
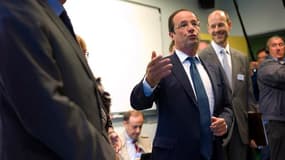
[187,57,197,64]
[220,49,228,55]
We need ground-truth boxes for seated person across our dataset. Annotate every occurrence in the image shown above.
[119,110,152,160]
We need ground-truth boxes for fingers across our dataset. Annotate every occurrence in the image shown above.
[249,139,257,148]
[146,52,173,87]
[210,117,227,136]
[108,132,122,153]
[151,51,157,59]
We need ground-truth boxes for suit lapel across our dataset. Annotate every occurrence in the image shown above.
[201,46,221,66]
[229,49,239,92]
[37,1,106,133]
[170,54,197,105]
[199,49,220,112]
[38,0,96,81]
[200,46,229,112]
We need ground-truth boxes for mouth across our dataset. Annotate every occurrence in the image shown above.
[214,31,225,38]
[188,34,198,40]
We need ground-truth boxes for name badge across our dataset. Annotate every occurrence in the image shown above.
[237,74,244,81]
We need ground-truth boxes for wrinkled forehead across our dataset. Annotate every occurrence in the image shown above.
[269,37,284,45]
[173,11,199,23]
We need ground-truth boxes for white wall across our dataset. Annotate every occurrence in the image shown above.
[65,0,163,113]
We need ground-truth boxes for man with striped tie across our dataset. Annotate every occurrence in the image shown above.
[119,110,152,160]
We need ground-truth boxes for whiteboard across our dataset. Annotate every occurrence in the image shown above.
[64,0,162,113]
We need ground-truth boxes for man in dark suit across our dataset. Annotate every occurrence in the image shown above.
[0,0,115,159]
[130,9,233,160]
[198,10,257,160]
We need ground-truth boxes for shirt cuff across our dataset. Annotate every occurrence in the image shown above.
[142,77,156,96]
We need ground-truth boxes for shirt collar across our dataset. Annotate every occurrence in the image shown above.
[125,131,136,144]
[211,41,230,54]
[175,49,201,63]
[47,0,65,16]
[268,55,285,62]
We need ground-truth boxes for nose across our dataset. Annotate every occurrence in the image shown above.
[135,127,141,133]
[188,27,194,33]
[212,25,220,32]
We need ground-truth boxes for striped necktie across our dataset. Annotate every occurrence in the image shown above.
[220,49,232,88]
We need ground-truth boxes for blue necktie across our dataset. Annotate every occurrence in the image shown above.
[188,57,212,160]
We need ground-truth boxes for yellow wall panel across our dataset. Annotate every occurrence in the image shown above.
[200,33,249,57]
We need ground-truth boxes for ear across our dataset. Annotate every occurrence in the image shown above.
[228,20,233,30]
[169,32,174,39]
[265,47,269,54]
[123,121,128,127]
[207,23,211,34]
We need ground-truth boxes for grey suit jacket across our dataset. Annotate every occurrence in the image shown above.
[118,131,152,160]
[130,52,233,160]
[0,0,114,159]
[258,58,285,121]
[199,45,257,145]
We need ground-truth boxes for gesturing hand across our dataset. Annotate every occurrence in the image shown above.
[145,51,173,87]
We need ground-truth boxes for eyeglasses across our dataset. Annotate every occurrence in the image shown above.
[84,51,89,57]
[175,20,200,30]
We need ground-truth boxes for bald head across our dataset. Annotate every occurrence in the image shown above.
[207,10,232,47]
[208,10,231,24]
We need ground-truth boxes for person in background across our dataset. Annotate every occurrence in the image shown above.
[251,48,268,101]
[75,34,122,154]
[258,35,285,160]
[118,110,152,160]
[249,48,270,160]
[130,9,233,160]
[76,34,89,57]
[95,77,122,154]
[198,10,257,160]
[0,0,115,159]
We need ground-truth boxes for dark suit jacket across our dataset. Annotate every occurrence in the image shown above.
[130,53,233,160]
[258,58,285,121]
[0,0,114,159]
[199,45,257,146]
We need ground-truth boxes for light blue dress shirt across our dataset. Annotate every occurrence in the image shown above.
[47,0,64,16]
